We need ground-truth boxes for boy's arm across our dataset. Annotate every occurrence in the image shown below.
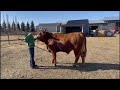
[24,34,30,43]
[18,38,25,42]
[18,38,24,40]
[18,34,27,42]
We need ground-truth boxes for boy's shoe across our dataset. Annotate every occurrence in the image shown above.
[32,65,39,69]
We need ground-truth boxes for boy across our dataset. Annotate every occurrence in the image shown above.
[25,30,38,69]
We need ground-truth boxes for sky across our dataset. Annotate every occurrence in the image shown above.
[1,11,119,26]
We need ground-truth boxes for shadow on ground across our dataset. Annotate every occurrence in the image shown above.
[36,63,120,72]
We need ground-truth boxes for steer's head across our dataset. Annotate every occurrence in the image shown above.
[36,29,52,43]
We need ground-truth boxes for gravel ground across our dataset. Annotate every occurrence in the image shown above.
[1,35,120,79]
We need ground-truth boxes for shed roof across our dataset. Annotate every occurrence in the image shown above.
[103,16,119,21]
[89,20,105,24]
[38,23,61,26]
[66,19,89,26]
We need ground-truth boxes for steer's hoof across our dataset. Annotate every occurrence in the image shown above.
[81,63,85,67]
[48,50,51,52]
[82,63,85,65]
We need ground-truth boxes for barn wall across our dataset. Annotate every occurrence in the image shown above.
[98,24,108,30]
[60,26,66,33]
[83,24,89,35]
[38,25,57,32]
[105,23,116,30]
[90,23,116,30]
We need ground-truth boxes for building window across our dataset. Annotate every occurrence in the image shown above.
[116,22,120,27]
[103,24,107,26]
[56,26,60,32]
[39,26,42,30]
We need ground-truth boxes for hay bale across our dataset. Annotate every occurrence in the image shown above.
[106,31,114,37]
[96,30,107,37]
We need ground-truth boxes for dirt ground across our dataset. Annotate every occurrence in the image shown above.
[1,35,120,79]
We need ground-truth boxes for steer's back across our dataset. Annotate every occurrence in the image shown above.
[52,32,85,45]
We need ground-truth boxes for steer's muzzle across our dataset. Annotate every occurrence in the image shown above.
[34,35,40,40]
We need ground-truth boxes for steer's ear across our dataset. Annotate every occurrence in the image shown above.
[39,29,44,34]
[43,29,47,32]
[38,32,43,36]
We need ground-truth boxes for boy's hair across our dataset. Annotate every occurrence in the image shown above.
[31,29,35,32]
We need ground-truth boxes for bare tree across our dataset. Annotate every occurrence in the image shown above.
[7,22,11,32]
[6,14,10,44]
[12,21,16,32]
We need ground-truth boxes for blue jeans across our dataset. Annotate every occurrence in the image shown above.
[29,48,35,67]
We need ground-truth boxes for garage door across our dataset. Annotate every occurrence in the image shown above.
[66,27,82,33]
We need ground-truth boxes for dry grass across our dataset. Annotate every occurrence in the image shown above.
[1,35,119,79]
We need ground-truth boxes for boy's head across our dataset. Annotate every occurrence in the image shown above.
[30,29,36,35]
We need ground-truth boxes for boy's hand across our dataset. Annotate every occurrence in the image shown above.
[18,38,24,41]
[34,35,39,40]
[18,38,20,40]
[34,36,37,39]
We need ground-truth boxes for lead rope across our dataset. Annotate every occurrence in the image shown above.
[36,41,38,62]
[57,43,62,51]
[37,39,42,62]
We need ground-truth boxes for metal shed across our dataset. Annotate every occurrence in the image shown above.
[64,19,90,36]
[89,20,107,30]
[103,16,120,30]
[37,23,61,33]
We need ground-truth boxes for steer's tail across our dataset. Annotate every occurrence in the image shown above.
[81,33,87,58]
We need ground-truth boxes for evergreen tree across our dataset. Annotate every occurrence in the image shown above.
[30,21,35,32]
[0,23,2,30]
[2,21,6,32]
[26,22,30,32]
[21,22,25,31]
[17,22,20,31]
[7,22,11,31]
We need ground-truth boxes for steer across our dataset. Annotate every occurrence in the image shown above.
[36,30,87,67]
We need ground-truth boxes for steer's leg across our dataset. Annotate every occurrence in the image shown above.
[81,55,85,65]
[48,45,56,64]
[52,52,56,67]
[81,52,85,65]
[73,50,81,67]
[52,59,55,63]
[53,52,56,67]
